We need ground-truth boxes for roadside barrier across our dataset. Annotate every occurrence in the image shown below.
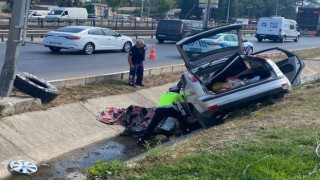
[0,29,257,42]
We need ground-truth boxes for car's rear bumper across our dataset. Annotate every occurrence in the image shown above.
[255,34,282,40]
[156,34,182,41]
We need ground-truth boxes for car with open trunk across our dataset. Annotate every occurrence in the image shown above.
[176,25,304,128]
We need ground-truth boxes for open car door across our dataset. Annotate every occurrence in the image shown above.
[253,47,305,87]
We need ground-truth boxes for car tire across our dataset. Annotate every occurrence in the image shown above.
[83,42,95,55]
[122,41,132,52]
[49,47,61,53]
[273,92,285,100]
[192,109,225,128]
[257,38,262,42]
[280,36,285,43]
[158,39,164,43]
[294,35,299,42]
[14,72,59,103]
[246,47,253,55]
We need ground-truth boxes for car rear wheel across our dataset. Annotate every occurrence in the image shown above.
[122,41,132,52]
[280,36,285,43]
[83,42,95,55]
[192,109,225,128]
[158,39,164,43]
[49,47,61,53]
[294,35,299,42]
[257,38,262,42]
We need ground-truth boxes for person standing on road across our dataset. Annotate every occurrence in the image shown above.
[128,40,147,87]
[137,86,190,146]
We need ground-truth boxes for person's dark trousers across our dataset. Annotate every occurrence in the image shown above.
[129,64,144,86]
[140,107,187,141]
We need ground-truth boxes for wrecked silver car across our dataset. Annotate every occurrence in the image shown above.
[177,25,304,128]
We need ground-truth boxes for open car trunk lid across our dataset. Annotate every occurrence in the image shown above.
[176,24,244,74]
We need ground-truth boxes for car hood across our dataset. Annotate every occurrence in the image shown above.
[176,24,244,73]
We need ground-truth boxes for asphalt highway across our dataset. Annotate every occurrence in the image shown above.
[0,36,320,81]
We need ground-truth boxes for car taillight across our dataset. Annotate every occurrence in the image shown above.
[187,74,198,82]
[282,83,289,89]
[58,36,81,40]
[208,105,219,111]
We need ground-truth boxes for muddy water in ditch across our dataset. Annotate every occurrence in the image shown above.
[6,136,146,179]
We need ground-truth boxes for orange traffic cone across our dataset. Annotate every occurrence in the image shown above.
[148,45,157,60]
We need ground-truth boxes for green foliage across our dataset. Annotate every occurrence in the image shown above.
[55,0,82,7]
[102,0,126,12]
[87,160,127,179]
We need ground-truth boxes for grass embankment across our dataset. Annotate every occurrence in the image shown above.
[87,80,320,179]
[12,72,183,110]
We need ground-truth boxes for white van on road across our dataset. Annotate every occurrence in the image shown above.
[45,7,88,22]
[255,17,300,43]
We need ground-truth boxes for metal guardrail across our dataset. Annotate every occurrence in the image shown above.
[0,29,256,42]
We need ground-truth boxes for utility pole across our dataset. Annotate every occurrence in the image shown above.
[140,0,144,21]
[147,0,151,21]
[226,0,231,24]
[276,0,279,16]
[0,0,28,97]
[204,0,211,29]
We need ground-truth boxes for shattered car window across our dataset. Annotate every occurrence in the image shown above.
[182,29,239,62]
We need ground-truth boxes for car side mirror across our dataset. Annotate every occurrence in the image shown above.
[116,33,121,37]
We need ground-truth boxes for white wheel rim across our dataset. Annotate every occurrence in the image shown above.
[124,43,131,51]
[86,44,93,54]
[10,160,37,174]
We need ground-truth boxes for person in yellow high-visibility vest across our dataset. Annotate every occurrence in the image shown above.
[137,86,189,146]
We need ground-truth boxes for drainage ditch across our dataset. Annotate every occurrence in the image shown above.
[5,136,146,179]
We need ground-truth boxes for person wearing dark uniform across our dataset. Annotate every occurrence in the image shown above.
[137,86,189,145]
[128,40,146,87]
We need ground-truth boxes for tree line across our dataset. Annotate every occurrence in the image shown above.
[3,0,320,21]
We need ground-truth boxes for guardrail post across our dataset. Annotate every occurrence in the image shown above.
[58,18,60,26]
[31,34,33,41]
[134,21,137,30]
[93,19,96,26]
[41,19,44,28]
[146,21,148,27]
[107,20,110,27]
[115,21,118,30]
[121,20,123,27]
[1,34,3,42]
[151,21,154,30]
[68,19,72,26]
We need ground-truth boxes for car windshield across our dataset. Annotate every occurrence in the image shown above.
[181,29,240,62]
[56,27,85,33]
[49,10,63,15]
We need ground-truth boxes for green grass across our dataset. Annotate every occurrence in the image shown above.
[88,128,320,179]
[87,83,320,179]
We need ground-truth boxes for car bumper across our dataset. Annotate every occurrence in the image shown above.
[43,41,83,50]
[255,34,282,40]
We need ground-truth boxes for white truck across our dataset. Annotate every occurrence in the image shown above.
[255,17,300,43]
[45,7,88,22]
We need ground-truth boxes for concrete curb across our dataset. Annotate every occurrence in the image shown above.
[49,64,186,88]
